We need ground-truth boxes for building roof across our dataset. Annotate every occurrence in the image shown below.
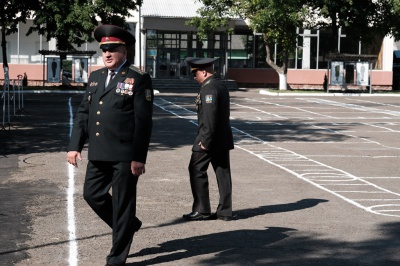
[141,0,203,18]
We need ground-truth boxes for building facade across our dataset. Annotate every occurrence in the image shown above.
[0,0,397,89]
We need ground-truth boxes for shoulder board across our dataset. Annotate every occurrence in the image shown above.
[129,65,146,74]
[92,67,108,75]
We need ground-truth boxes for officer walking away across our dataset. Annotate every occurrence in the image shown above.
[67,24,153,266]
[183,57,234,221]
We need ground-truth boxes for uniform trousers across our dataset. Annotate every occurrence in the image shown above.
[188,150,232,217]
[84,160,140,265]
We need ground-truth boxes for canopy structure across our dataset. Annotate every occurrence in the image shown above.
[38,50,97,86]
[325,53,378,93]
[326,52,378,62]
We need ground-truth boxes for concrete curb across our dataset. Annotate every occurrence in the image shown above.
[259,89,400,97]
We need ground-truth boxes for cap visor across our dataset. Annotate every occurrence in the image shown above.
[100,43,123,50]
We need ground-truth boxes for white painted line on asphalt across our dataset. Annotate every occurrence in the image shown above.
[231,102,288,119]
[244,98,338,119]
[352,98,400,108]
[68,165,78,266]
[333,191,392,193]
[233,139,400,218]
[308,123,400,150]
[361,177,400,179]
[154,98,196,120]
[361,122,400,133]
[68,97,78,266]
[302,98,400,117]
[356,199,400,201]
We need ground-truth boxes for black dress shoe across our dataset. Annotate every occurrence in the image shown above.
[217,215,233,221]
[133,218,142,232]
[207,213,234,221]
[183,211,211,220]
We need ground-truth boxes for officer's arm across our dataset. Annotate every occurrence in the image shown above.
[67,88,90,153]
[132,73,153,163]
[199,88,218,150]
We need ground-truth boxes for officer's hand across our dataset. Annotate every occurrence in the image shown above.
[131,161,145,176]
[67,151,82,167]
[199,142,207,150]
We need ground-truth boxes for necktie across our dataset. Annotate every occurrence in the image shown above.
[106,70,115,87]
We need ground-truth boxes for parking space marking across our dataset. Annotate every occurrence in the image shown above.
[301,98,400,117]
[231,102,288,119]
[242,98,338,119]
[154,97,400,218]
[361,122,400,133]
[352,98,400,108]
[232,129,400,218]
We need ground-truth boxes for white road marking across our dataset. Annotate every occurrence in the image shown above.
[231,102,288,119]
[154,97,400,217]
[301,98,400,117]
[352,98,400,108]
[361,122,400,133]
[244,98,338,119]
[68,97,78,266]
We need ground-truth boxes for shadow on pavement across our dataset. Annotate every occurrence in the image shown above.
[128,221,400,265]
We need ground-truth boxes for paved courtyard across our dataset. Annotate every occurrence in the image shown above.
[1,89,400,265]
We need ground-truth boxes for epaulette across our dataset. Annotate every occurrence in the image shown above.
[129,65,146,74]
[99,67,108,75]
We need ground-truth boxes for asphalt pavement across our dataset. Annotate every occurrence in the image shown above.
[1,88,400,265]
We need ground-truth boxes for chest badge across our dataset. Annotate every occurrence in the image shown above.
[116,81,134,95]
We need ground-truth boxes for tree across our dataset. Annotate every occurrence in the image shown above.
[383,0,400,41]
[28,0,143,51]
[190,0,396,90]
[0,1,35,76]
[27,0,95,51]
[306,0,393,54]
[188,0,310,90]
[25,0,142,85]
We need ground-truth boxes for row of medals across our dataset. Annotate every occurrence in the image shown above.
[116,82,134,95]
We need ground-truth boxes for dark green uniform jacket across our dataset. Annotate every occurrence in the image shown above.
[67,61,153,163]
[193,75,234,152]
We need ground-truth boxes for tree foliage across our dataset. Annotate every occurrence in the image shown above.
[245,0,309,74]
[188,0,309,90]
[306,0,393,53]
[384,0,400,41]
[28,0,142,51]
[189,0,397,90]
[0,0,36,68]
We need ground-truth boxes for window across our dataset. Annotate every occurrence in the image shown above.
[228,34,253,68]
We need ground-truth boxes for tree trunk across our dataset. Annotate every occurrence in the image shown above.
[1,22,8,69]
[1,23,9,85]
[265,40,288,90]
[278,73,287,90]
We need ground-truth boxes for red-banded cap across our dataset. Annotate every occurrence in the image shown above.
[94,24,135,49]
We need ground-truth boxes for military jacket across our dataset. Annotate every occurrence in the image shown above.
[67,61,153,163]
[193,75,234,152]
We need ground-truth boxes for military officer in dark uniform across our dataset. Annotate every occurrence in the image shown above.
[67,24,153,266]
[183,57,234,221]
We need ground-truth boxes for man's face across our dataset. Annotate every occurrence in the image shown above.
[102,45,126,70]
[192,68,206,84]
